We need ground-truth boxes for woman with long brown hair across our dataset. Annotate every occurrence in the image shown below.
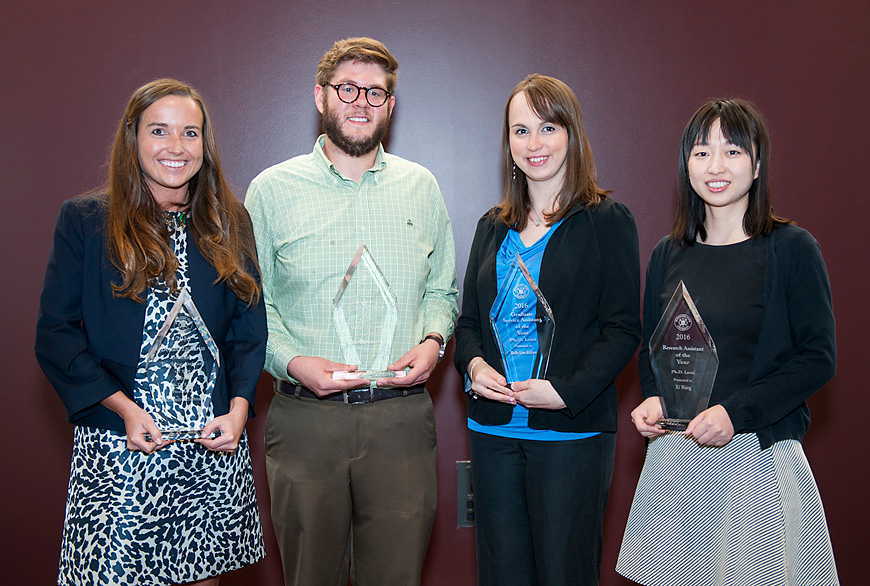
[36,78,266,585]
[454,74,640,585]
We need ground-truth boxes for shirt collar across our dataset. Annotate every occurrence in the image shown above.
[313,134,387,181]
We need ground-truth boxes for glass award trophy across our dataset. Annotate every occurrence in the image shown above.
[142,287,220,441]
[489,253,555,383]
[331,243,405,380]
[649,281,718,431]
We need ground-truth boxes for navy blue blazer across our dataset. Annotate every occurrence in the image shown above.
[35,194,267,433]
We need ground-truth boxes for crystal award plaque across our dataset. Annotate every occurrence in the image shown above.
[649,281,718,431]
[142,287,220,441]
[332,243,405,380]
[489,253,555,384]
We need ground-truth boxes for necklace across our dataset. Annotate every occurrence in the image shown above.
[530,210,544,227]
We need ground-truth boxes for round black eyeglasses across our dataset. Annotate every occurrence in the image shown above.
[330,83,391,107]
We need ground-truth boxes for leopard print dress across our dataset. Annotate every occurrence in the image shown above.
[58,213,264,586]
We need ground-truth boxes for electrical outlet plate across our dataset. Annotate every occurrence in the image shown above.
[456,460,474,527]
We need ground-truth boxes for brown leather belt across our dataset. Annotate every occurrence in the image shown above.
[275,380,425,405]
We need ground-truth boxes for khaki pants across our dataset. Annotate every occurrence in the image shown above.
[265,388,437,586]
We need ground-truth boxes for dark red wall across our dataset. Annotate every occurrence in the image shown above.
[3,2,867,584]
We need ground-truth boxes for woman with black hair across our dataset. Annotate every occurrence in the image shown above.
[617,99,839,586]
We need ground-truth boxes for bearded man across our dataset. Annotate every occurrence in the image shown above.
[245,37,458,586]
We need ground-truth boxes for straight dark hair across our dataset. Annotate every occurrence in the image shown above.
[673,98,791,245]
[497,74,609,230]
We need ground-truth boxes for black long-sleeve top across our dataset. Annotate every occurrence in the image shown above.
[639,224,836,449]
[454,199,641,433]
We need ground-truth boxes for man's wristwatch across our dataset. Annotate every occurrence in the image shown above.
[422,333,446,362]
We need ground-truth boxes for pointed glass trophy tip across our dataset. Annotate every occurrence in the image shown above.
[490,251,556,382]
[649,281,718,425]
[332,243,398,374]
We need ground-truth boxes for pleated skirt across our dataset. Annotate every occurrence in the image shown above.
[616,433,839,586]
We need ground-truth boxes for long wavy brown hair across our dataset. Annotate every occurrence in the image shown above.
[498,74,610,230]
[106,78,260,305]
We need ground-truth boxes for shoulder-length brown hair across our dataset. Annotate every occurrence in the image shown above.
[497,74,610,230]
[673,98,791,245]
[107,78,260,305]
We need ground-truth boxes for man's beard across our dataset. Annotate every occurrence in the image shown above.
[322,101,391,158]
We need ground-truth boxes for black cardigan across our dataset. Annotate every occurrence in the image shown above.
[35,195,267,433]
[639,224,836,449]
[454,199,641,433]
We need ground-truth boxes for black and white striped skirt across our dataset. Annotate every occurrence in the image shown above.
[616,433,839,586]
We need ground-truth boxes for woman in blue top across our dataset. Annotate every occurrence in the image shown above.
[616,99,839,585]
[454,74,641,586]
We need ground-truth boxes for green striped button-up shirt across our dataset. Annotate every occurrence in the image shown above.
[245,136,459,382]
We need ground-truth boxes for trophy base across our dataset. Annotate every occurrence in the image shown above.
[332,370,406,381]
[143,428,221,442]
[657,418,690,431]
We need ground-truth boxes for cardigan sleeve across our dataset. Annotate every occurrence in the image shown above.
[549,201,642,417]
[719,227,836,431]
[34,199,126,423]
